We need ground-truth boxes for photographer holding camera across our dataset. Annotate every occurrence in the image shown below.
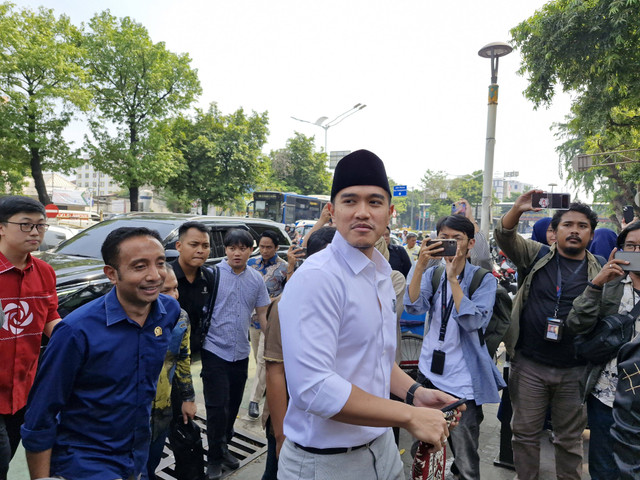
[494,190,602,480]
[404,214,504,480]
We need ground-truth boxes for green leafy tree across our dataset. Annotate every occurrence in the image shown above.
[450,170,484,206]
[268,133,332,195]
[511,0,640,221]
[166,104,269,215]
[0,2,89,204]
[161,188,192,213]
[83,10,201,211]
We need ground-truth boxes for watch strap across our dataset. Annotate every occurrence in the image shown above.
[405,382,422,406]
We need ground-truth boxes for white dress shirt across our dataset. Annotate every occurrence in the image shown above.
[279,231,397,448]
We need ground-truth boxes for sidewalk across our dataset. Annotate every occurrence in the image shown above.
[8,352,592,480]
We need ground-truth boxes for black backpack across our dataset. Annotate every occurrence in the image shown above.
[168,418,205,480]
[431,266,512,359]
[574,301,640,365]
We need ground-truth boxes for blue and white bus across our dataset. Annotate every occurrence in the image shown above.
[247,191,329,224]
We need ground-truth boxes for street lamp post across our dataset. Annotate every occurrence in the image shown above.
[291,103,367,154]
[478,42,512,238]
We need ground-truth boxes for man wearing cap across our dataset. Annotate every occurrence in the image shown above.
[278,149,459,480]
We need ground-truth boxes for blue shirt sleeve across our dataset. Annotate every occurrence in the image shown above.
[404,266,437,315]
[453,270,497,332]
[21,322,85,452]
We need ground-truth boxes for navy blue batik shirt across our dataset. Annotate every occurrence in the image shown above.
[21,287,180,480]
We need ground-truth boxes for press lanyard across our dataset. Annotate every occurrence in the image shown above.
[438,271,463,343]
[553,254,586,318]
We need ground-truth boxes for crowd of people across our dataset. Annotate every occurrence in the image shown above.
[1,148,639,480]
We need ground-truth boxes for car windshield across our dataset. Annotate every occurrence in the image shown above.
[54,218,180,258]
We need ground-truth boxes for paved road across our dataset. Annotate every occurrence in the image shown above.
[9,352,591,480]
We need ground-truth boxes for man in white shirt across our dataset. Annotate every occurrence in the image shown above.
[278,149,460,480]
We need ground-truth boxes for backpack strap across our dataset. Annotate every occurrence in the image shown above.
[468,267,493,346]
[517,244,551,288]
[200,265,220,345]
[430,265,445,294]
[592,254,607,268]
[629,299,640,320]
[469,267,491,296]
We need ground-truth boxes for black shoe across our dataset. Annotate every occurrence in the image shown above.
[205,462,222,480]
[248,401,260,419]
[221,450,240,470]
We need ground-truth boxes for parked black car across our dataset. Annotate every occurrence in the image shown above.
[37,213,291,318]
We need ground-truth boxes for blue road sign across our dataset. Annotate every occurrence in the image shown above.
[393,185,407,197]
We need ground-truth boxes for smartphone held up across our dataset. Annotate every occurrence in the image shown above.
[614,251,640,272]
[531,192,570,210]
[426,239,457,257]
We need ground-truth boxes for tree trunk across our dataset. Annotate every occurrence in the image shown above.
[28,110,51,205]
[130,185,140,211]
[201,200,208,215]
[126,122,141,211]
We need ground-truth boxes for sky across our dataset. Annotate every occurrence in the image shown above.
[14,0,582,198]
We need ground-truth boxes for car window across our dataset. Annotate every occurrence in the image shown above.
[54,218,180,258]
[207,224,252,259]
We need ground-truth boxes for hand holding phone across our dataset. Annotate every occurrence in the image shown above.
[440,397,467,413]
[426,239,457,257]
[614,251,640,272]
[441,397,467,422]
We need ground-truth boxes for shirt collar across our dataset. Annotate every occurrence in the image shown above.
[0,251,34,274]
[331,230,391,276]
[171,258,204,281]
[104,287,167,327]
[259,255,278,267]
[220,259,246,275]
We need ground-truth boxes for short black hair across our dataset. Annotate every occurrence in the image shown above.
[259,230,279,248]
[436,215,475,239]
[101,227,163,269]
[223,229,253,248]
[617,220,640,249]
[0,196,46,223]
[178,221,209,240]
[306,227,337,256]
[550,202,598,232]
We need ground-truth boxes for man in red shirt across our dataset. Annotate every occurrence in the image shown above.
[0,196,60,480]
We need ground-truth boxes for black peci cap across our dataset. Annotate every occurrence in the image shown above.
[330,149,391,201]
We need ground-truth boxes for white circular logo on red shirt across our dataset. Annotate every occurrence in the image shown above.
[2,301,34,335]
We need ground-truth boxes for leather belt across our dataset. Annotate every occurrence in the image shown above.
[294,435,379,455]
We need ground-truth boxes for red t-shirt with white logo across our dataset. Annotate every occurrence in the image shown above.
[0,251,59,414]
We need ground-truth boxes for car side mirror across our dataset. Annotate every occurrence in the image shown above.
[165,249,179,262]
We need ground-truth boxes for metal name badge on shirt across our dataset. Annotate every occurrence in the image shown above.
[0,300,4,329]
[392,299,396,313]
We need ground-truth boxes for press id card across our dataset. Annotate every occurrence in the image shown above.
[544,317,563,342]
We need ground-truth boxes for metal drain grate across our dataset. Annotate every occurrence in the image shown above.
[156,413,267,479]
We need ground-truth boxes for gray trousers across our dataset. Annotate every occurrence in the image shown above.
[510,354,587,480]
[277,429,403,480]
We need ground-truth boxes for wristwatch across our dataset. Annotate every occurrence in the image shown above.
[405,382,422,406]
